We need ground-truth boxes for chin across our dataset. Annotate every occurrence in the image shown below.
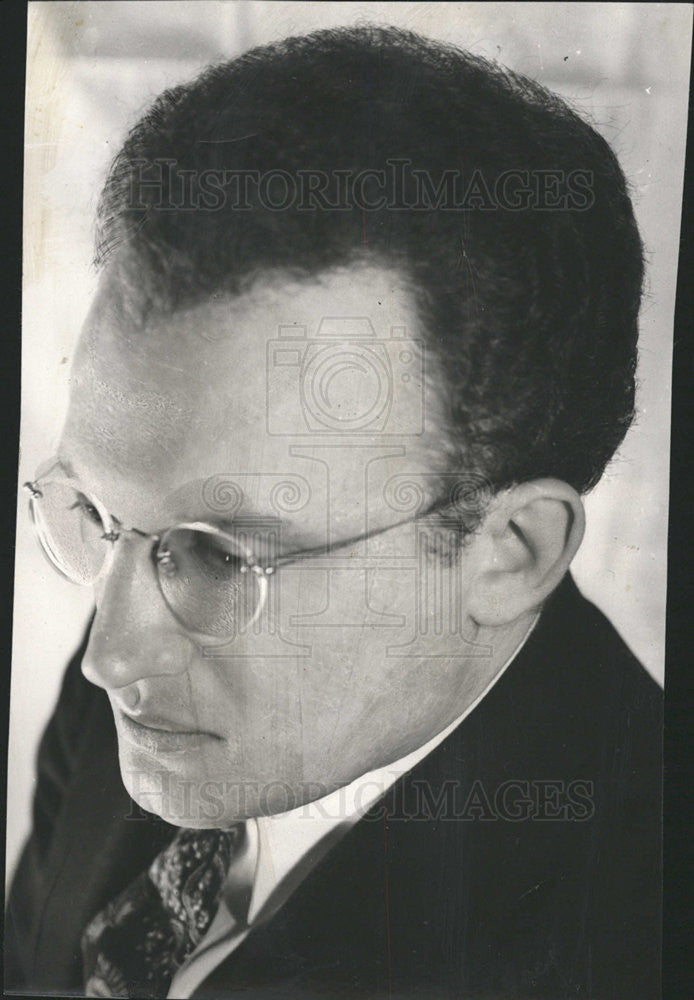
[115,743,294,826]
[116,735,360,826]
[116,743,231,827]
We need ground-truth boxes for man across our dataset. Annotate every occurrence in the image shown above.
[6,24,661,999]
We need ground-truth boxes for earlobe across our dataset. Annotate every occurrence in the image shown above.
[468,479,585,627]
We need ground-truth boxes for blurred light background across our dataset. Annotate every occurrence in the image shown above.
[9,1,691,883]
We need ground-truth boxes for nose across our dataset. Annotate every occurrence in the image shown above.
[81,530,199,691]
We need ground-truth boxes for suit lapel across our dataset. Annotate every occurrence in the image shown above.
[29,684,176,990]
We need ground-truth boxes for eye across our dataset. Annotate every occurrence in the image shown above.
[163,528,251,584]
[195,534,246,569]
[69,495,103,527]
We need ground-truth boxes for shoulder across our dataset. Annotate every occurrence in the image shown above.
[385,573,662,997]
[32,616,114,786]
[485,571,662,758]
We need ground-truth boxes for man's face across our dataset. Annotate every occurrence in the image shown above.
[58,261,506,826]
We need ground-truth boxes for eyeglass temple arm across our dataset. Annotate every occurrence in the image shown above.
[268,496,452,572]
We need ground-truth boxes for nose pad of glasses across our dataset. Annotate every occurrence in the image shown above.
[155,547,177,577]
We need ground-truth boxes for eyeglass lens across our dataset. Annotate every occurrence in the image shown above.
[156,528,262,636]
[31,480,109,584]
[30,482,264,637]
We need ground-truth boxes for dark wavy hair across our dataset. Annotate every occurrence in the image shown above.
[96,24,643,503]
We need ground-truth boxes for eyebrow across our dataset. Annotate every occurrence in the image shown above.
[35,454,79,483]
[48,458,294,540]
[53,454,77,478]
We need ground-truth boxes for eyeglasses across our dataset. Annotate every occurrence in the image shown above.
[24,469,447,639]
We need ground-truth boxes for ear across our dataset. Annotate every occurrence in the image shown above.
[467,479,585,627]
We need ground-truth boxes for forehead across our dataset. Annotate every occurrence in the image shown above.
[60,262,447,535]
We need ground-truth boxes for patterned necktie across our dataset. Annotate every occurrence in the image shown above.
[82,825,243,999]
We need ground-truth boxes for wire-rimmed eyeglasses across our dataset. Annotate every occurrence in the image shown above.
[24,469,447,639]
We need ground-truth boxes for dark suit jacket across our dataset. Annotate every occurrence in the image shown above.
[5,574,662,998]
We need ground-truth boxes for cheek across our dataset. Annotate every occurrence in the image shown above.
[164,562,474,786]
[192,650,366,788]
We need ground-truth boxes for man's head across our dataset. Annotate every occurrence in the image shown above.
[53,26,642,826]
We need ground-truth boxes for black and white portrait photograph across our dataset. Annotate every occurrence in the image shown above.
[6,2,691,997]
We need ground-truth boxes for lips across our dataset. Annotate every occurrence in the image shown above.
[117,709,220,754]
